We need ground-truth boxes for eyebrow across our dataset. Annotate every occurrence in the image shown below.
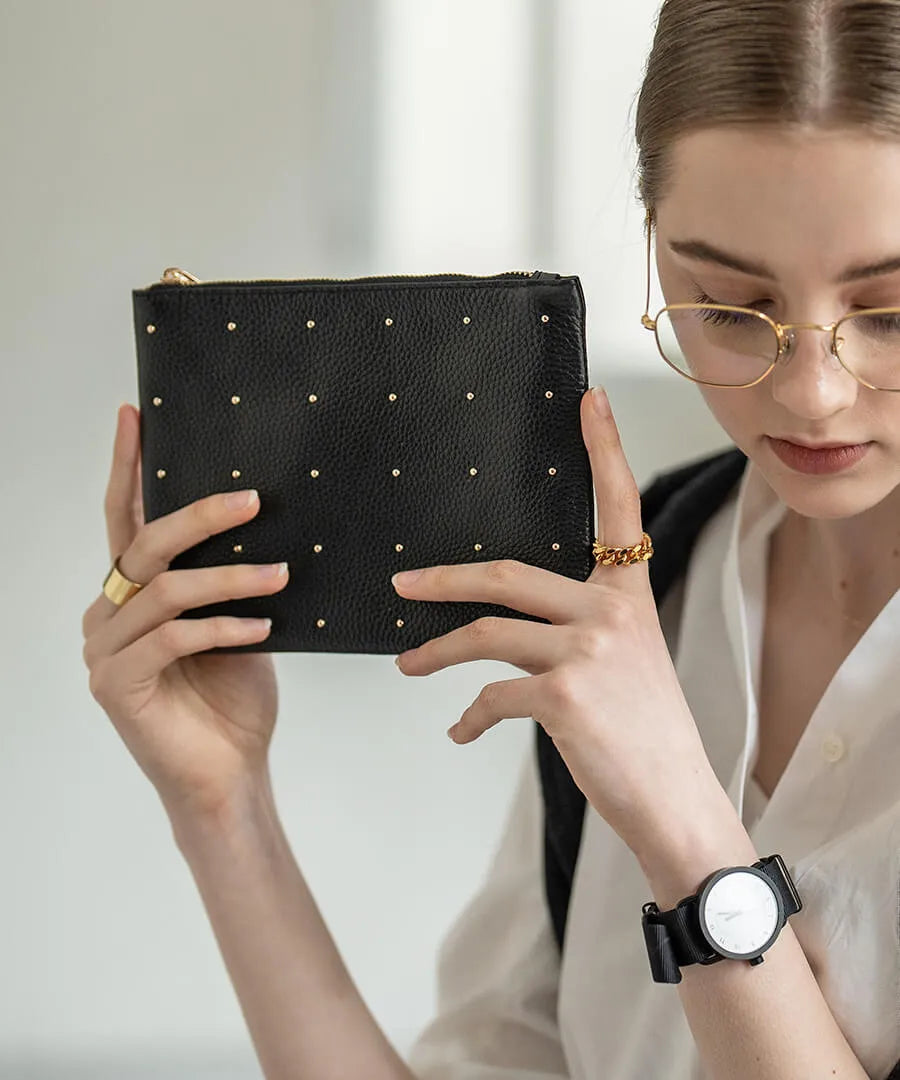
[667,238,900,285]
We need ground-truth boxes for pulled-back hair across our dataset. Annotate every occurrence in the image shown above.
[634,0,900,213]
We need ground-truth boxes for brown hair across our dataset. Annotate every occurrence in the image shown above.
[634,0,900,214]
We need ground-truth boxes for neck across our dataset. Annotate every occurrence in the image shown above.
[774,495,900,634]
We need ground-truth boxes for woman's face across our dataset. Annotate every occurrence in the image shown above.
[654,125,900,522]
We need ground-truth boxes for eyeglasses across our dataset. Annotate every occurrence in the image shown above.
[640,209,900,391]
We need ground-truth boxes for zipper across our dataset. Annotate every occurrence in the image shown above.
[151,267,561,287]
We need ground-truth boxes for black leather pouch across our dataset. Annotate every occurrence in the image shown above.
[132,267,594,653]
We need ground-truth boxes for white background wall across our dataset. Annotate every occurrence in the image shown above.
[0,1,728,1076]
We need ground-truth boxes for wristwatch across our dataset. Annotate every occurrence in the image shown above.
[641,853,803,984]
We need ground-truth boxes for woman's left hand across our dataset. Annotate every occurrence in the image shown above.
[391,385,722,857]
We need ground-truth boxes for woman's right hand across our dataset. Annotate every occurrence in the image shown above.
[81,403,291,823]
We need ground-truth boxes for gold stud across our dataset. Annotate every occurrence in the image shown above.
[385,317,393,326]
[463,316,471,325]
[310,469,319,478]
[316,618,326,628]
[392,468,400,477]
[545,390,553,398]
[548,467,557,476]
[156,468,166,478]
[313,544,322,553]
[396,618,404,628]
[232,469,241,478]
[469,467,478,476]
[551,542,560,551]
[308,393,317,403]
[388,392,397,402]
[466,391,475,400]
[233,543,243,553]
[152,396,162,406]
[227,321,237,331]
[307,320,315,329]
[395,543,404,552]
[231,395,241,404]
[474,543,482,551]
[146,324,156,334]
[541,315,550,323]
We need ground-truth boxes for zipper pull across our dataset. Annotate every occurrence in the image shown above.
[160,267,201,284]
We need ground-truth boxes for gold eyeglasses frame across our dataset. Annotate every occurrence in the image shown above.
[640,207,900,391]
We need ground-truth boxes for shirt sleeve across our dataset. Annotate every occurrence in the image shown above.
[405,740,571,1080]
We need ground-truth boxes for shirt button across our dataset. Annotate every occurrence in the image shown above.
[821,733,846,763]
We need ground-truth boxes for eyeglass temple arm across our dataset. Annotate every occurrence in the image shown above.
[642,208,655,330]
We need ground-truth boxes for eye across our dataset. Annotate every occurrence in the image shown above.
[690,289,775,328]
[692,288,773,312]
[850,301,900,314]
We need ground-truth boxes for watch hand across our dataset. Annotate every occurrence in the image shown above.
[722,899,772,921]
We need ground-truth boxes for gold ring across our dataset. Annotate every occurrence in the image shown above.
[592,532,654,567]
[102,556,145,606]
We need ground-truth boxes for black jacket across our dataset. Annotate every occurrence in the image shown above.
[534,444,900,1080]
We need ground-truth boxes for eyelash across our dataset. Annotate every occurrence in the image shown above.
[691,288,770,311]
[690,288,892,315]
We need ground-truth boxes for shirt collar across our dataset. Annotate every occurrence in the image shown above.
[721,456,787,810]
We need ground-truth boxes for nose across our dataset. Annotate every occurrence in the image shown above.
[769,323,860,418]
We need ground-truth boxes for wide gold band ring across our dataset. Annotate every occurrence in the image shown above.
[102,557,146,606]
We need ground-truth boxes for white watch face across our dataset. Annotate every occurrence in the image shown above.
[699,869,781,957]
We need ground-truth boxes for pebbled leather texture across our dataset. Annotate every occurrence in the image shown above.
[132,275,593,654]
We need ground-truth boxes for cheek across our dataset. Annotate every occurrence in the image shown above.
[696,386,763,447]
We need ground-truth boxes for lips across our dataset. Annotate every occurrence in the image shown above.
[771,437,867,450]
[767,436,872,475]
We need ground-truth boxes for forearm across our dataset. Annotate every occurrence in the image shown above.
[167,772,415,1080]
[633,777,869,1080]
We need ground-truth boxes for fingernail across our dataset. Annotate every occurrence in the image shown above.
[258,561,288,577]
[226,489,258,509]
[393,569,424,586]
[590,386,607,413]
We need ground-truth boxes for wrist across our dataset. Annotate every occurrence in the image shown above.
[166,768,278,855]
[632,773,759,910]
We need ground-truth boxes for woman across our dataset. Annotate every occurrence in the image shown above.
[82,1,900,1077]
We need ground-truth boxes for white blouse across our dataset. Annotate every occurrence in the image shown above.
[406,456,900,1080]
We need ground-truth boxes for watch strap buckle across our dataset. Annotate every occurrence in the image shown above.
[643,897,721,983]
[641,905,682,983]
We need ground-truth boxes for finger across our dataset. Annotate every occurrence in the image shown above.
[83,561,289,669]
[580,387,648,588]
[132,423,145,528]
[105,403,142,564]
[392,558,593,624]
[448,672,547,744]
[86,486,265,636]
[397,616,572,677]
[90,615,275,704]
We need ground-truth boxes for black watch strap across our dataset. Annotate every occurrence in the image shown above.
[641,853,802,984]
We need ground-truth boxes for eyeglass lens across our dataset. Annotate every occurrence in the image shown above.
[655,306,900,390]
